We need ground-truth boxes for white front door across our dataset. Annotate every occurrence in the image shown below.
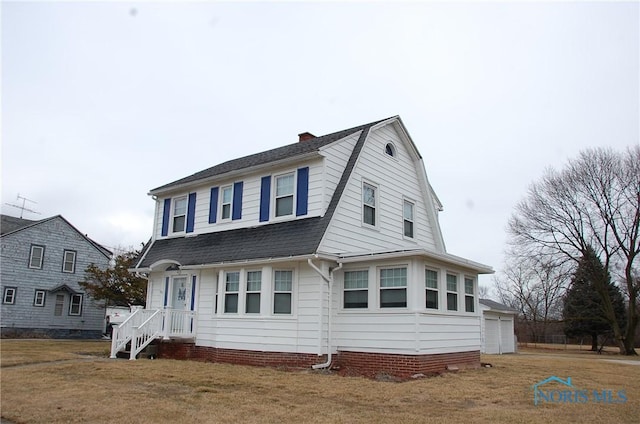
[170,277,188,333]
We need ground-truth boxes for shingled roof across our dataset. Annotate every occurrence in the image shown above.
[150,119,390,194]
[0,215,39,235]
[136,117,384,269]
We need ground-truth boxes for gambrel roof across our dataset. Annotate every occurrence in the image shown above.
[136,118,378,269]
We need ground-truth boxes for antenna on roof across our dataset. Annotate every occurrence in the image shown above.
[5,194,41,219]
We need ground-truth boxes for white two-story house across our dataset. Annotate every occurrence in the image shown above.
[123,116,493,378]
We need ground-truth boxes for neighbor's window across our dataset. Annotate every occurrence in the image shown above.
[245,271,262,314]
[29,245,44,269]
[403,200,414,238]
[224,271,240,313]
[343,270,368,309]
[425,269,439,309]
[447,274,458,311]
[54,294,65,316]
[362,182,377,226]
[273,270,293,314]
[172,197,187,233]
[380,267,407,308]
[275,173,295,217]
[62,250,76,273]
[465,277,475,313]
[69,294,83,316]
[34,289,46,307]
[3,287,16,304]
[221,185,233,220]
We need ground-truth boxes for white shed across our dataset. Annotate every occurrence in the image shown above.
[479,299,518,354]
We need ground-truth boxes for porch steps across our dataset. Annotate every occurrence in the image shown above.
[115,341,158,360]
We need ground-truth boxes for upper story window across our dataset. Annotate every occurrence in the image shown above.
[273,270,293,314]
[172,197,187,233]
[343,270,368,309]
[446,274,458,311]
[221,185,233,220]
[425,269,438,309]
[224,271,240,313]
[29,245,44,269]
[62,250,76,273]
[385,143,396,157]
[275,173,295,217]
[403,200,414,238]
[380,267,407,308]
[245,271,262,314]
[69,294,83,316]
[3,287,16,305]
[362,182,377,227]
[465,277,475,312]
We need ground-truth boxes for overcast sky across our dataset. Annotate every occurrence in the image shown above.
[2,1,638,289]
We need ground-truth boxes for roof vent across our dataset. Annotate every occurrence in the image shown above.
[298,132,316,142]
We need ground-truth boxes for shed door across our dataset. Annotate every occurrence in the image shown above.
[500,318,515,353]
[484,318,500,354]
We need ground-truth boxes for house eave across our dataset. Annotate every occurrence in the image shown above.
[337,248,494,274]
[148,151,323,197]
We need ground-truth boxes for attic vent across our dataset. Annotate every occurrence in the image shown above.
[298,132,316,142]
[385,143,396,157]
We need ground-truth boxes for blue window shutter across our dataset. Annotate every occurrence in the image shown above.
[163,277,169,307]
[161,199,171,237]
[259,176,271,222]
[186,192,197,233]
[232,181,243,220]
[296,167,309,216]
[190,275,197,311]
[209,187,219,223]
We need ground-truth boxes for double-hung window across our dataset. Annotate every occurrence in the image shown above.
[273,270,293,314]
[343,270,368,309]
[363,182,377,226]
[275,173,295,217]
[245,271,262,314]
[221,185,233,220]
[3,287,16,304]
[224,272,240,313]
[403,200,414,238]
[62,250,76,273]
[34,290,46,307]
[425,269,439,309]
[380,267,407,308]
[29,245,44,269]
[69,294,83,316]
[446,274,458,311]
[465,277,475,312]
[172,197,187,233]
[54,294,65,316]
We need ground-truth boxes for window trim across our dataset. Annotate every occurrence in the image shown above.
[446,273,458,311]
[29,245,45,269]
[172,196,188,233]
[343,269,369,309]
[69,294,83,316]
[273,172,296,218]
[384,142,396,157]
[245,270,262,314]
[403,199,415,239]
[223,271,240,314]
[379,266,408,309]
[220,185,233,221]
[34,289,46,307]
[425,268,439,310]
[464,277,475,313]
[362,180,378,228]
[62,250,77,273]
[3,287,17,304]
[273,269,293,315]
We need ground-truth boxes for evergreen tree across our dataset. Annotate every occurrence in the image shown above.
[80,250,147,307]
[563,247,626,351]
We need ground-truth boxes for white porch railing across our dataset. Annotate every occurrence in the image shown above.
[110,309,196,360]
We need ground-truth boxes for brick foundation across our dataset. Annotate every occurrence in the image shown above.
[156,341,480,379]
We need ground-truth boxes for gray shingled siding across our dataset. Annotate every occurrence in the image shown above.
[0,216,110,338]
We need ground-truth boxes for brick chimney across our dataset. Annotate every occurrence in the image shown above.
[298,132,316,142]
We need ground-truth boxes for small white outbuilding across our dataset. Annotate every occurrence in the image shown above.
[479,299,518,354]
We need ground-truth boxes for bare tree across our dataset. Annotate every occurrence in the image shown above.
[508,146,639,355]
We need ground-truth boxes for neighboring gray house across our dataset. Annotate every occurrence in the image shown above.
[1,214,112,338]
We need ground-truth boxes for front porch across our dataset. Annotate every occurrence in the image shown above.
[110,308,196,360]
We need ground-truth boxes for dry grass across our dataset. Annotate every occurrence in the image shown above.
[1,340,639,423]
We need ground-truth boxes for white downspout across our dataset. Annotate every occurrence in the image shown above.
[308,258,342,370]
